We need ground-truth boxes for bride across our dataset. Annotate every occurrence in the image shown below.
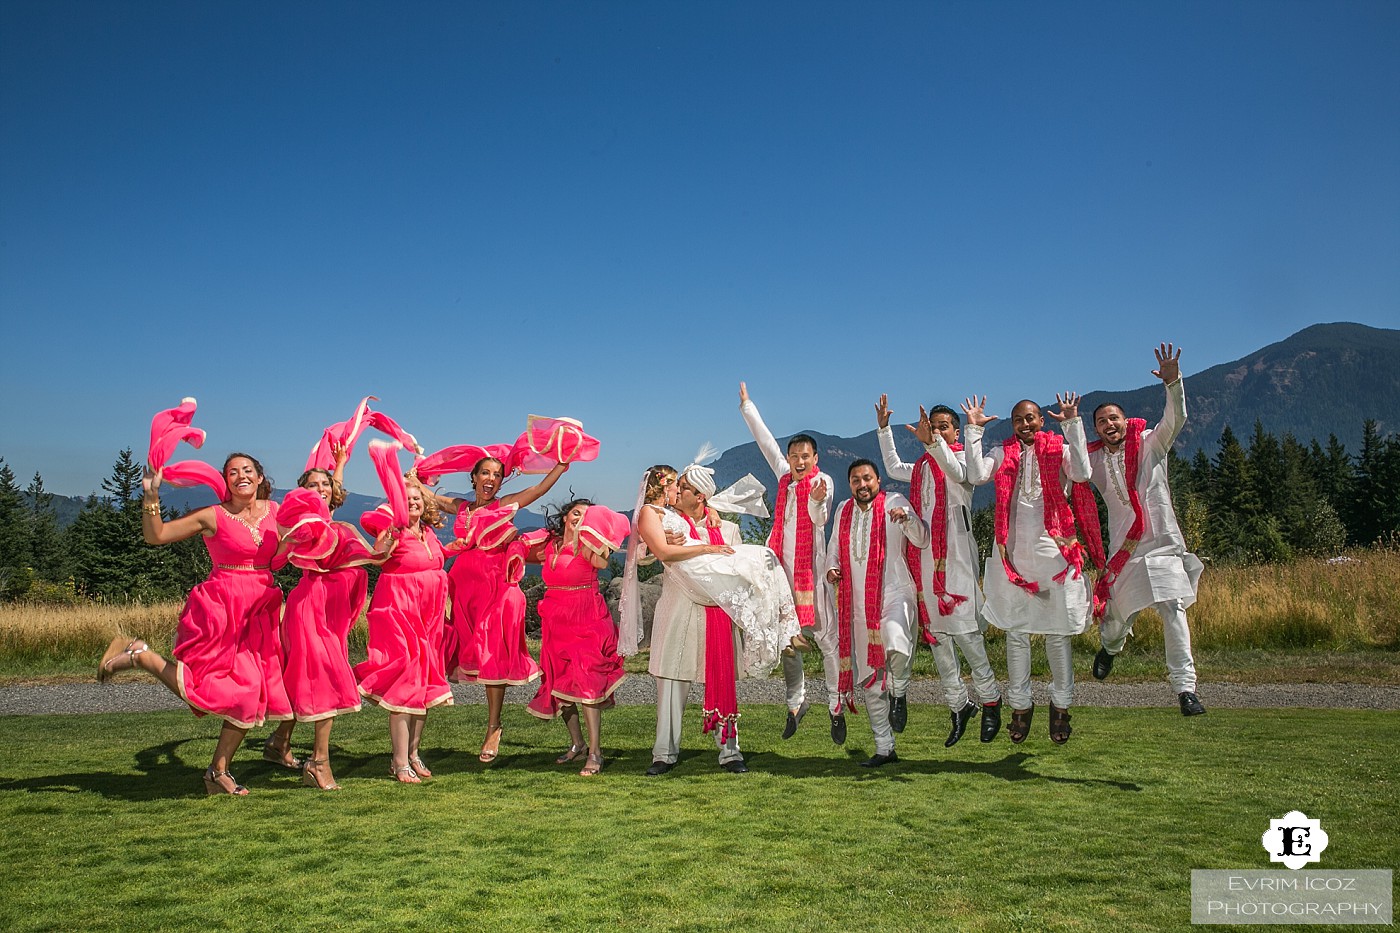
[618,464,801,677]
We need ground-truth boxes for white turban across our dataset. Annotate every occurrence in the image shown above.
[682,462,717,498]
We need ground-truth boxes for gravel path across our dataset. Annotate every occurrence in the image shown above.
[2,679,1397,717]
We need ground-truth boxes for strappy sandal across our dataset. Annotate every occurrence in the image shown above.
[1048,704,1073,745]
[203,767,249,796]
[1008,705,1035,744]
[408,754,433,779]
[579,753,603,777]
[262,736,305,771]
[555,743,587,764]
[479,725,502,763]
[302,759,340,791]
[98,636,147,683]
[390,764,421,784]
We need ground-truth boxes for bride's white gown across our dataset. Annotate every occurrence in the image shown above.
[655,506,800,677]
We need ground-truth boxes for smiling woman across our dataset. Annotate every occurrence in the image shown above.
[97,451,291,796]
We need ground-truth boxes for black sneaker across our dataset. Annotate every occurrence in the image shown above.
[830,711,847,745]
[1093,648,1116,680]
[889,695,908,733]
[1178,691,1206,716]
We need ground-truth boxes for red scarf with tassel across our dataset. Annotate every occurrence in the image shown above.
[1083,418,1147,620]
[682,513,740,743]
[906,446,967,645]
[835,493,886,711]
[993,432,1102,592]
[768,469,820,630]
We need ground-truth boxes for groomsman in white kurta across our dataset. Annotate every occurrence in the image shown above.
[963,393,1093,745]
[876,396,1003,745]
[739,381,845,743]
[1088,343,1205,716]
[824,460,929,767]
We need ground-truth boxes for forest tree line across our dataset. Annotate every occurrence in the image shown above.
[2,418,1399,604]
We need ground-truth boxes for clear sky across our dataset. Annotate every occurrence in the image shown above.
[3,0,1397,511]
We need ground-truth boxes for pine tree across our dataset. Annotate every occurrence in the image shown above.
[0,458,31,597]
[25,472,67,583]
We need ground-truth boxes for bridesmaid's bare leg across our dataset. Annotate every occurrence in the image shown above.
[208,721,249,792]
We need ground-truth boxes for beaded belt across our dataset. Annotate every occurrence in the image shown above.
[216,563,271,572]
[550,583,597,591]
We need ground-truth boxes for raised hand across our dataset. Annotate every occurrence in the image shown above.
[875,394,893,429]
[1047,391,1081,422]
[331,442,350,468]
[1153,342,1181,384]
[809,478,828,501]
[961,395,998,428]
[738,381,750,404]
[888,506,909,524]
[141,465,164,499]
[905,404,935,446]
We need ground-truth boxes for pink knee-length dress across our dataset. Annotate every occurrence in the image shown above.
[526,539,626,719]
[282,522,373,722]
[443,504,541,687]
[354,509,454,714]
[175,502,292,729]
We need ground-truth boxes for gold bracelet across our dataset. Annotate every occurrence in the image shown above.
[142,502,161,516]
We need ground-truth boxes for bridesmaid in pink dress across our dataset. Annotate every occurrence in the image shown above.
[272,446,384,790]
[99,453,292,796]
[525,500,628,776]
[435,456,568,764]
[354,477,454,783]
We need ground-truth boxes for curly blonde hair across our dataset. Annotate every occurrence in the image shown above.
[643,464,678,505]
[405,473,446,529]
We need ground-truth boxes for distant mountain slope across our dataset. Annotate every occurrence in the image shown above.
[710,322,1400,512]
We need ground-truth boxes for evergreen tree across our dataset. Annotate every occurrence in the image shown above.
[1205,425,1288,563]
[25,472,67,583]
[1351,422,1400,546]
[0,458,31,597]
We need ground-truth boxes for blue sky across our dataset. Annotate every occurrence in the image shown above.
[3,0,1397,511]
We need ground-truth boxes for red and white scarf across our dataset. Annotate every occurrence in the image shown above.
[993,432,1103,593]
[1083,418,1146,620]
[768,469,820,630]
[682,513,740,743]
[906,447,967,645]
[835,493,887,711]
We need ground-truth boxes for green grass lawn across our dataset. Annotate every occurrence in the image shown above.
[1,705,1395,932]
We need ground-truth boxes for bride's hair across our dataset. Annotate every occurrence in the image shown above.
[643,464,677,504]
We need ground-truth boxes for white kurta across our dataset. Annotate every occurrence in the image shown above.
[877,427,983,636]
[1088,378,1203,620]
[649,517,741,683]
[824,492,929,683]
[740,399,836,642]
[965,419,1092,636]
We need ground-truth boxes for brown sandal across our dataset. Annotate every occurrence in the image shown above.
[1048,704,1073,745]
[1008,705,1034,744]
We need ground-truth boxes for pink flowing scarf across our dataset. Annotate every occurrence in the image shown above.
[682,513,740,744]
[768,469,819,630]
[835,493,886,711]
[1083,418,1146,620]
[993,432,1101,593]
[905,446,967,644]
[147,398,228,500]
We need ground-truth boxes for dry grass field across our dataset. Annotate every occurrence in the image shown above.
[2,550,1396,683]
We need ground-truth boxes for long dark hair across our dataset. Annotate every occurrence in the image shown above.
[545,497,594,540]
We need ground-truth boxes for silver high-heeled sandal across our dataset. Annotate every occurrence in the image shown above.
[98,636,148,682]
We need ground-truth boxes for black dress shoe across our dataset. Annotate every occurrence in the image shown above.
[944,701,978,748]
[889,695,908,733]
[980,702,1001,742]
[1093,648,1116,681]
[782,699,810,740]
[1178,691,1207,716]
[859,751,899,768]
[645,760,674,776]
[721,759,749,774]
[830,711,847,745]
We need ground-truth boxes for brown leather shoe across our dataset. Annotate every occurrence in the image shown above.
[1048,704,1073,744]
[1008,705,1034,744]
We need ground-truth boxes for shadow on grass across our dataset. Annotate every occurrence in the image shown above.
[743,748,1144,791]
